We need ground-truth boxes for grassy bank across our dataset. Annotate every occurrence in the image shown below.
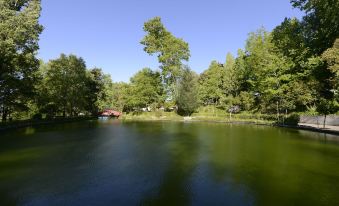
[121,110,275,125]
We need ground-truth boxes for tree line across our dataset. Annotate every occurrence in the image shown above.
[1,0,338,121]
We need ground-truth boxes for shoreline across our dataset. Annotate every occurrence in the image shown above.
[122,117,272,125]
[1,116,339,137]
[0,116,96,132]
[122,116,339,136]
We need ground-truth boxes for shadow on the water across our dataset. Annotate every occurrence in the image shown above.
[205,124,339,206]
[139,125,199,206]
[1,121,339,205]
[0,190,17,206]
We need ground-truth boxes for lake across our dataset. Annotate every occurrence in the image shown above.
[0,120,339,206]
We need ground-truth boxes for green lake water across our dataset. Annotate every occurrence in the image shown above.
[0,120,339,206]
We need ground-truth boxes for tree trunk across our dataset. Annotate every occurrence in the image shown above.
[70,103,73,117]
[283,109,287,125]
[2,113,7,122]
[276,101,280,122]
[63,106,66,117]
[323,115,327,128]
[1,107,7,122]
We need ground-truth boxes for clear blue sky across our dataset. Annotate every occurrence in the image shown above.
[38,0,303,82]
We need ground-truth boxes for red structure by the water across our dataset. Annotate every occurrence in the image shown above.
[100,109,122,117]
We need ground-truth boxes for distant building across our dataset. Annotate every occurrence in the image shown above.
[100,109,121,117]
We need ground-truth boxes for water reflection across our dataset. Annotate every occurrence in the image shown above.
[24,127,36,135]
[140,125,199,206]
[203,124,339,205]
[298,129,339,144]
[0,121,339,205]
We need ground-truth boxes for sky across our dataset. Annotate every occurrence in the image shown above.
[38,0,304,82]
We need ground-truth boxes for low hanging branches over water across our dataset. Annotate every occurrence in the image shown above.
[0,0,338,121]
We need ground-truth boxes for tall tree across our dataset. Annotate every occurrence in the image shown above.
[291,0,339,55]
[272,17,322,101]
[35,60,58,117]
[223,53,239,96]
[141,17,190,98]
[322,38,339,94]
[318,39,339,118]
[198,61,224,106]
[233,49,250,92]
[0,0,43,121]
[244,28,274,94]
[85,68,111,115]
[243,28,315,114]
[43,54,88,117]
[109,82,130,112]
[127,68,164,110]
[272,18,310,70]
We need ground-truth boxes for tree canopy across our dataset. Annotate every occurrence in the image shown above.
[176,67,199,116]
[1,0,339,121]
[141,17,190,99]
[0,0,43,121]
[125,68,163,110]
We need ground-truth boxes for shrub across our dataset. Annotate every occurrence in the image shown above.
[32,113,42,120]
[283,113,300,126]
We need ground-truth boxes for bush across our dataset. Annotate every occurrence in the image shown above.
[283,113,300,126]
[32,113,42,120]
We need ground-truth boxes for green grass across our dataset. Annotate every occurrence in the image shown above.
[122,111,183,121]
[122,108,274,125]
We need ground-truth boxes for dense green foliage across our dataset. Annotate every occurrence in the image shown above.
[35,54,113,117]
[0,0,43,121]
[176,67,199,116]
[1,0,338,121]
[124,68,163,111]
[198,61,224,106]
[141,17,190,99]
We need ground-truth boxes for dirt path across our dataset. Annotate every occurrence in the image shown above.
[298,123,339,135]
[299,123,339,131]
